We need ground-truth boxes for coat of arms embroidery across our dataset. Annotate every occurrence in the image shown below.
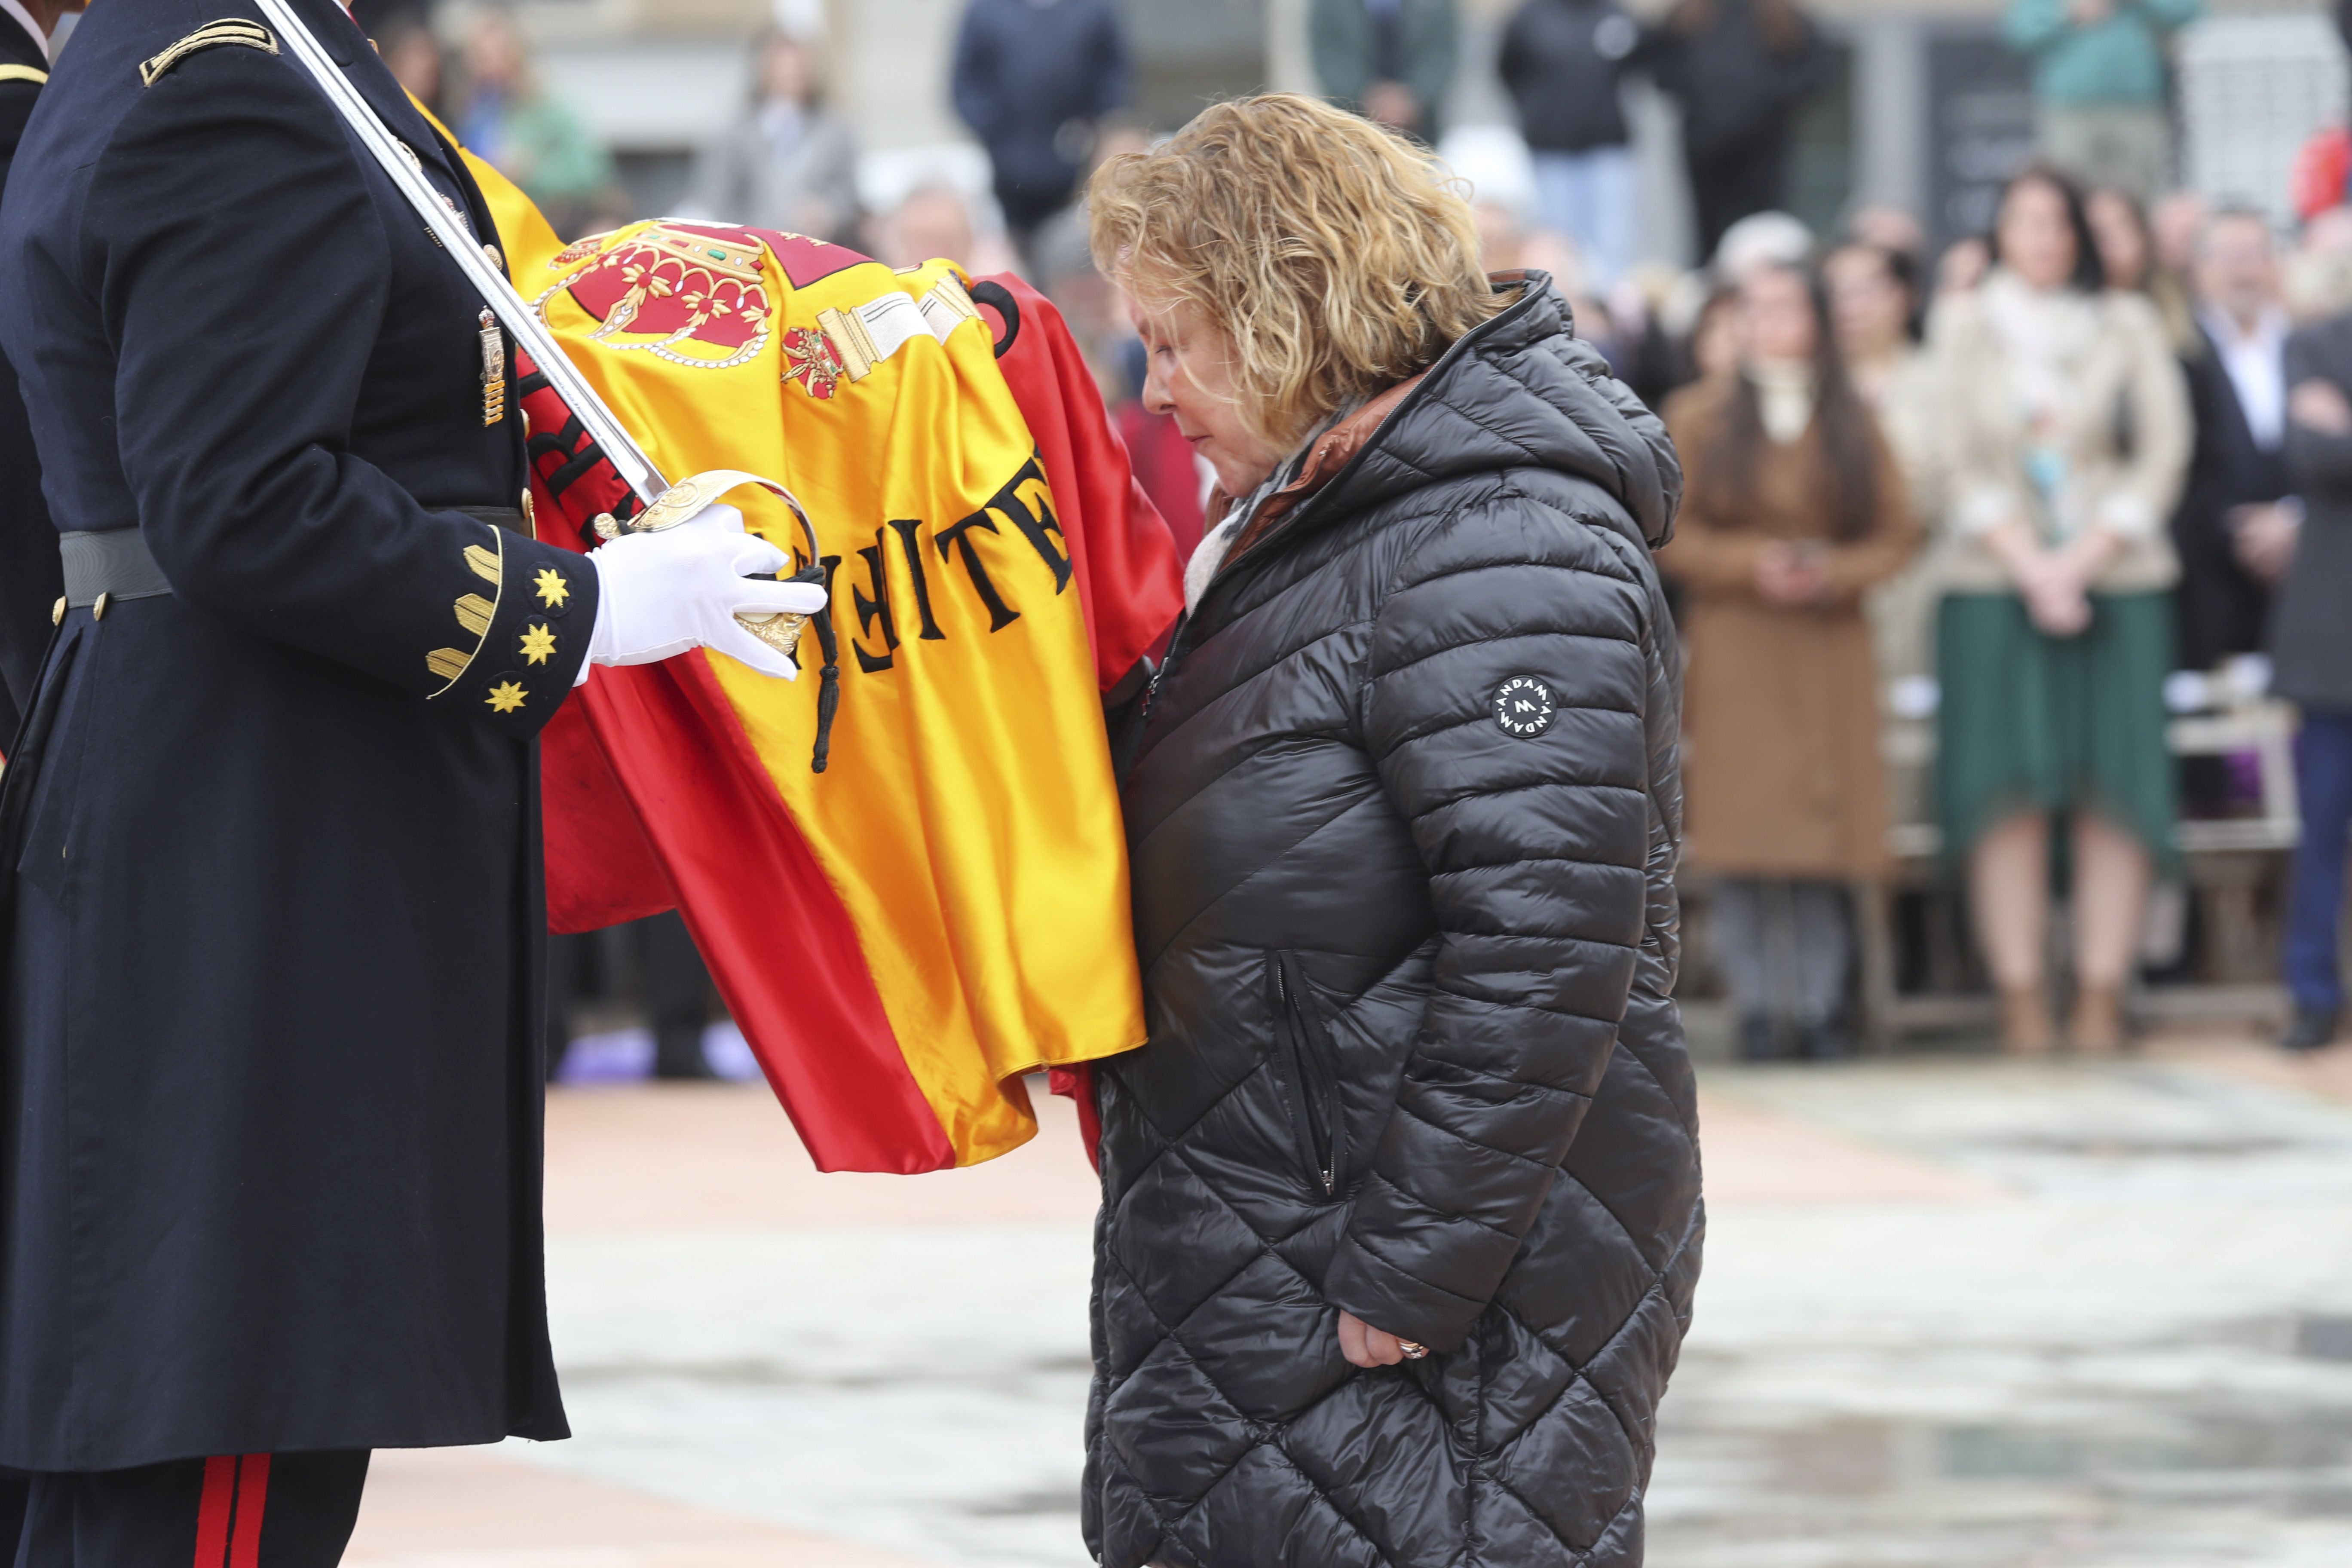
[781,326,845,400]
[533,223,772,371]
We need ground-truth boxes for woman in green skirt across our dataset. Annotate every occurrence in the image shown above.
[1928,165,2191,1051]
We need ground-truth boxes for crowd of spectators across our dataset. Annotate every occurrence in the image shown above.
[352,0,2352,1071]
[1638,171,2352,1060]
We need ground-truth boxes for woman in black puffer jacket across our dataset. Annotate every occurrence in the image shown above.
[1082,95,1701,1568]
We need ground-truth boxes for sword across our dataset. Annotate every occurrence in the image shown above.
[257,0,667,505]
[255,0,820,657]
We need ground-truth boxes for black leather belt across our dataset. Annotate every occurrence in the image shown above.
[59,507,527,610]
[60,530,169,609]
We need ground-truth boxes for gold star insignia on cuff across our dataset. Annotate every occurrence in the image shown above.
[519,623,557,666]
[534,567,571,609]
[485,679,528,714]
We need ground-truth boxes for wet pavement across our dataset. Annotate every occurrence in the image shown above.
[346,1037,2352,1566]
[1654,1053,2352,1568]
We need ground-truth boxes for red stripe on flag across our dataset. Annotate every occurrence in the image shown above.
[228,1455,271,1568]
[976,274,1183,691]
[193,1456,235,1568]
[578,656,956,1173]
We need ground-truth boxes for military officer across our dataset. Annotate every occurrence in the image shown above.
[0,0,75,736]
[0,0,75,1542]
[0,0,822,1558]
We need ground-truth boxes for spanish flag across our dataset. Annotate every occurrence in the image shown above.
[458,157,1181,1172]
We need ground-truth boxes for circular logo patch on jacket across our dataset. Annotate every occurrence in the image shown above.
[1493,676,1557,738]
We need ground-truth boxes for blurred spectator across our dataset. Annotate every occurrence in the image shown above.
[546,914,723,1081]
[1845,201,1929,264]
[2151,188,2206,277]
[1642,0,1832,260]
[1687,284,1744,382]
[1825,242,1926,406]
[2292,126,2352,223]
[2088,184,2196,346]
[2273,311,2352,1050]
[1663,262,1918,1060]
[1927,166,2190,1052]
[1118,395,1210,562]
[379,17,447,119]
[873,184,977,271]
[868,182,1020,277]
[453,13,615,239]
[2288,207,2352,323]
[680,29,858,244]
[351,0,425,37]
[952,0,1130,262]
[2086,184,2150,287]
[1936,234,1993,299]
[1311,0,1461,144]
[1714,209,1814,285]
[1612,262,1703,409]
[1826,240,1945,680]
[1473,202,1622,357]
[1499,0,1639,285]
[2002,0,2199,202]
[2172,207,2294,676]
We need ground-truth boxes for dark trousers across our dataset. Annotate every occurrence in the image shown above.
[3,1452,368,1567]
[1685,123,1792,263]
[1712,877,1853,1027]
[546,912,714,1079]
[2288,711,2352,1013]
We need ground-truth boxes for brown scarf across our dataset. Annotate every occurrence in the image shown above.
[1210,372,1429,564]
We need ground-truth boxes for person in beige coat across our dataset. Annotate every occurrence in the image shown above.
[1825,239,1948,683]
[1927,164,2191,1053]
[1665,261,1920,1059]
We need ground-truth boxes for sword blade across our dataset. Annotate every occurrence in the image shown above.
[254,0,669,507]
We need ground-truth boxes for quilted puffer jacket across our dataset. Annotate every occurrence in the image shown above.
[1085,277,1703,1568]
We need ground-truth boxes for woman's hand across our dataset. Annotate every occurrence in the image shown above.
[1338,1311,1415,1369]
[2291,378,2352,435]
[2019,554,2092,637]
[2229,501,2302,584]
[1987,520,2091,637]
[1753,542,1833,608]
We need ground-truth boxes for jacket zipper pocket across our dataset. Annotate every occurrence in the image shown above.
[1266,949,1348,1199]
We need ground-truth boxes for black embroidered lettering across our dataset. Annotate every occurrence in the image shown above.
[986,454,1071,594]
[935,509,1021,633]
[851,540,899,674]
[887,518,946,642]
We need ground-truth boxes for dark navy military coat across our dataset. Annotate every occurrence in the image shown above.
[0,0,599,1469]
[0,6,58,735]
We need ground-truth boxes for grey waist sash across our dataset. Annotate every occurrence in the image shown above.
[59,508,527,610]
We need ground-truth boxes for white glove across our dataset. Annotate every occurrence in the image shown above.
[579,501,827,683]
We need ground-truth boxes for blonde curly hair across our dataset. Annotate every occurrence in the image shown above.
[1087,93,1504,455]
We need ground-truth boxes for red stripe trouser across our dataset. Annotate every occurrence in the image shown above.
[4,1451,368,1567]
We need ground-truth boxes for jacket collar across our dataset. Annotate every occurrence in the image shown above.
[0,0,46,67]
[1213,372,1429,561]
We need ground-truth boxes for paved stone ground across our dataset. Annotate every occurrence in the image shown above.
[346,1034,2352,1566]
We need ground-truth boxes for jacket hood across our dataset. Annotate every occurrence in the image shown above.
[1271,271,1682,554]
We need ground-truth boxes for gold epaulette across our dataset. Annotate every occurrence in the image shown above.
[139,19,278,88]
[0,65,47,86]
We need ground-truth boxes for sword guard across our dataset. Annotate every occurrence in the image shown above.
[619,471,826,663]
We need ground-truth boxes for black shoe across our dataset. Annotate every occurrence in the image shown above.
[2282,1007,2343,1054]
[1797,1019,1853,1061]
[1738,1013,1780,1062]
[651,1024,719,1080]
